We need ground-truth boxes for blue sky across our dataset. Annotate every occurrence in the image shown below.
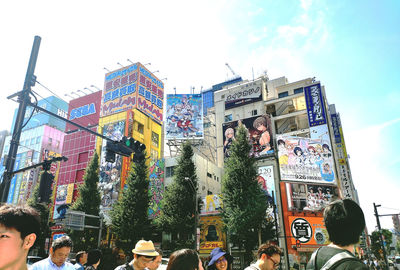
[0,0,399,232]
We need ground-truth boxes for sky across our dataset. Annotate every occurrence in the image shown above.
[0,0,399,233]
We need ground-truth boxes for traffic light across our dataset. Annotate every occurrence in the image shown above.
[132,140,146,162]
[39,171,54,203]
[105,140,117,163]
[104,137,146,162]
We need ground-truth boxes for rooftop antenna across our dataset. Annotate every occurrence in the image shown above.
[117,62,124,68]
[104,67,111,72]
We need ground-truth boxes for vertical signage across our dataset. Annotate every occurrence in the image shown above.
[304,83,327,127]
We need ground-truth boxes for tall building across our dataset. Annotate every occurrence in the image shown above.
[0,96,68,204]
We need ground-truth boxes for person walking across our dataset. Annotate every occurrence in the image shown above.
[166,249,204,270]
[306,199,369,270]
[244,243,283,270]
[0,204,40,270]
[74,251,87,270]
[207,248,233,270]
[85,249,102,270]
[31,235,75,270]
[114,240,159,270]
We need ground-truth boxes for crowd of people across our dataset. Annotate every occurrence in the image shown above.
[0,198,379,270]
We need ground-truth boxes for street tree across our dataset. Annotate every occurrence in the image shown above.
[221,124,269,265]
[155,141,199,250]
[28,180,50,257]
[111,149,151,254]
[371,229,393,259]
[70,152,102,251]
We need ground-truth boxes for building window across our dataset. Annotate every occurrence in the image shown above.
[78,152,89,163]
[278,91,289,98]
[151,132,159,147]
[48,138,52,146]
[224,114,232,122]
[30,138,35,145]
[203,122,211,128]
[150,149,158,160]
[137,123,144,134]
[251,109,258,116]
[36,137,41,144]
[207,190,212,195]
[166,166,175,178]
[207,172,212,178]
[294,87,304,94]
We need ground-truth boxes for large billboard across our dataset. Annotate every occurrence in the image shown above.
[288,216,329,246]
[277,136,336,184]
[224,80,263,109]
[257,166,275,205]
[148,159,165,219]
[166,94,204,139]
[223,114,274,159]
[101,63,164,123]
[99,121,125,224]
[200,194,223,215]
[286,183,338,212]
[199,215,226,254]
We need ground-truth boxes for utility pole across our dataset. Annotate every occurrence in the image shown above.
[1,36,41,202]
[374,203,389,270]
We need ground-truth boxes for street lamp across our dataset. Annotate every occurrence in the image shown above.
[84,87,94,93]
[90,85,102,91]
[151,70,159,74]
[185,177,198,251]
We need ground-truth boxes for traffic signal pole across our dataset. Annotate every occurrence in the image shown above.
[1,36,41,202]
[374,203,389,270]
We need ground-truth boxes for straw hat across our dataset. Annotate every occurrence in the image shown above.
[132,240,159,256]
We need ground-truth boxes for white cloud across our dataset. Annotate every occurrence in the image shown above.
[300,0,313,11]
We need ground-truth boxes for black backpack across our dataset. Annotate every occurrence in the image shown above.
[308,247,360,270]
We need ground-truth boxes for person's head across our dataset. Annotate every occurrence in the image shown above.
[147,248,163,270]
[50,235,73,267]
[294,147,303,156]
[167,249,203,270]
[225,128,234,139]
[256,243,283,270]
[324,199,365,246]
[132,240,159,270]
[87,249,102,267]
[208,248,232,270]
[322,144,331,152]
[253,116,269,131]
[0,204,40,269]
[76,251,88,265]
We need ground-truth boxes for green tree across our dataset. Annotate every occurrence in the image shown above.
[69,152,102,251]
[371,229,393,259]
[221,124,268,265]
[111,150,151,254]
[28,180,50,257]
[155,141,198,250]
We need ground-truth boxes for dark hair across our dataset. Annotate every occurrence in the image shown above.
[76,251,86,263]
[167,249,199,270]
[278,139,285,146]
[52,235,73,251]
[324,199,365,246]
[256,243,283,259]
[294,147,303,155]
[87,249,102,265]
[0,204,40,240]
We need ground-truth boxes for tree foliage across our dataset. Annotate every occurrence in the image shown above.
[70,152,102,251]
[111,151,151,254]
[155,141,199,250]
[221,124,268,264]
[371,229,393,259]
[28,181,50,257]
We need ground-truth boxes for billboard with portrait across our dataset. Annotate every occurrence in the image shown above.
[277,135,336,184]
[286,183,338,212]
[99,120,125,224]
[200,194,223,215]
[222,114,274,159]
[199,215,226,254]
[166,94,204,139]
[257,166,275,205]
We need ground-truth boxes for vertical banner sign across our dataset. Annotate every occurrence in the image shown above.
[330,114,342,144]
[166,94,204,139]
[304,83,327,127]
[148,159,165,219]
[257,166,276,205]
[7,154,22,203]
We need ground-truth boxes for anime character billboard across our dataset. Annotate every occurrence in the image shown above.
[199,216,226,254]
[166,94,203,139]
[222,114,274,159]
[277,135,336,184]
[99,120,125,224]
[148,159,165,219]
[200,194,223,215]
[286,183,338,212]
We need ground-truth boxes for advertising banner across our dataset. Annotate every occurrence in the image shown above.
[148,159,165,219]
[304,83,327,127]
[199,216,226,254]
[53,204,69,220]
[137,64,164,123]
[224,80,263,109]
[286,183,338,212]
[102,64,139,117]
[288,216,329,246]
[330,113,341,144]
[166,94,204,139]
[55,185,68,205]
[99,121,125,224]
[257,166,275,205]
[7,154,22,203]
[200,194,223,215]
[277,136,336,184]
[223,114,274,159]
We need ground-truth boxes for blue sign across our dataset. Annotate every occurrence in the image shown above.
[330,113,341,144]
[304,83,327,127]
[7,154,21,203]
[69,103,96,120]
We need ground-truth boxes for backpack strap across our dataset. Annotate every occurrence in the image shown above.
[320,252,355,270]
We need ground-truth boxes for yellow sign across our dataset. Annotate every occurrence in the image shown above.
[66,183,74,204]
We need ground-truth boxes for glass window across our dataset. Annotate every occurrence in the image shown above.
[36,137,41,144]
[166,166,175,178]
[137,123,144,134]
[294,87,304,94]
[278,91,289,98]
[224,114,232,122]
[151,132,159,147]
[30,138,35,145]
[150,149,158,160]
[48,138,52,146]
